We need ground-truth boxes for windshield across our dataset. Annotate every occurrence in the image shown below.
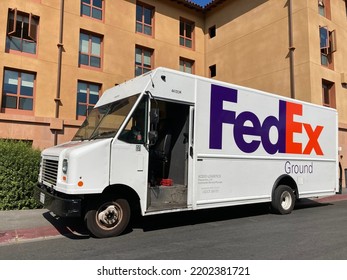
[72,94,140,141]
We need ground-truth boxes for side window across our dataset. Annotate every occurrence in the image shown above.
[76,81,101,119]
[209,64,217,78]
[179,57,194,74]
[209,25,216,38]
[319,26,336,69]
[81,0,104,20]
[6,9,39,55]
[135,46,153,76]
[79,30,103,69]
[1,69,35,114]
[136,2,154,36]
[179,18,194,49]
[118,96,148,144]
[318,0,331,19]
[322,79,335,108]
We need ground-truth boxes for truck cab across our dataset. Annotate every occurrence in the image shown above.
[35,69,194,238]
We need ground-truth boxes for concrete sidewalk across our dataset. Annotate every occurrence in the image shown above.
[1,191,347,246]
[0,209,88,245]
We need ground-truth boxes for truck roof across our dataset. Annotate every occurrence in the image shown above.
[96,67,337,114]
[96,67,197,107]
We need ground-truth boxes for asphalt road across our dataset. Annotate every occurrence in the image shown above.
[1,199,347,260]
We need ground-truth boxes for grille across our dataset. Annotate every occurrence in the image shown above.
[42,158,58,186]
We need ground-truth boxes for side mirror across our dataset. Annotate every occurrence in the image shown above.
[148,130,158,146]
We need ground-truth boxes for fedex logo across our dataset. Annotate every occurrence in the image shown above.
[209,84,324,155]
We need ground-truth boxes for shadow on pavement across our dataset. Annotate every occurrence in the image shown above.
[136,199,331,233]
[136,203,270,232]
[294,198,331,210]
[42,211,90,239]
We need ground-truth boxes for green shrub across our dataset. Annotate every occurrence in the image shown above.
[0,140,41,210]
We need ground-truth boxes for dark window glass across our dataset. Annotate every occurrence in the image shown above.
[209,25,216,38]
[82,5,91,16]
[92,8,102,19]
[77,104,87,116]
[79,32,102,68]
[93,0,102,8]
[136,3,153,36]
[6,9,39,54]
[81,0,103,20]
[77,81,100,117]
[2,69,35,112]
[209,65,216,78]
[19,98,33,110]
[4,96,17,109]
[90,56,101,67]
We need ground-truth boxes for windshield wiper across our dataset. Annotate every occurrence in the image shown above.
[72,135,86,141]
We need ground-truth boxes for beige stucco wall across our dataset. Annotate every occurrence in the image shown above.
[204,0,321,101]
[205,0,291,97]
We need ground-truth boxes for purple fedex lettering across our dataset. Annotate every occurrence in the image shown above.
[209,84,237,150]
[209,84,286,154]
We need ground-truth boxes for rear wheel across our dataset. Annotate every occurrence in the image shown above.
[85,197,131,238]
[271,185,295,215]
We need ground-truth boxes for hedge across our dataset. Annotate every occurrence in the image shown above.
[0,140,41,210]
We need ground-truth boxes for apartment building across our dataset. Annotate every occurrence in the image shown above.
[1,0,347,177]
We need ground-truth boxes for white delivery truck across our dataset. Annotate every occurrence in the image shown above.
[35,67,339,238]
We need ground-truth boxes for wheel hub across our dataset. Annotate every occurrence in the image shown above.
[98,205,119,226]
[280,191,292,210]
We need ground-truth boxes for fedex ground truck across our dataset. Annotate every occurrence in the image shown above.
[35,67,339,238]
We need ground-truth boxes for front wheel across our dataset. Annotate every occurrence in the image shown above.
[271,185,295,215]
[85,197,131,238]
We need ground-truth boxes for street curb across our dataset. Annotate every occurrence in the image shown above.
[0,225,66,246]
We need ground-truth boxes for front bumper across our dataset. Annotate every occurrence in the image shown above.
[34,184,82,218]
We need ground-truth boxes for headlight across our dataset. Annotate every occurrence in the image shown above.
[62,159,68,174]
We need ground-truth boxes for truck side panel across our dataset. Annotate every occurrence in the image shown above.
[193,80,337,209]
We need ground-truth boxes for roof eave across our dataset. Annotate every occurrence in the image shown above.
[204,0,227,11]
[169,0,204,12]
[169,0,226,12]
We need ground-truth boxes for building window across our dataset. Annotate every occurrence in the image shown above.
[209,64,216,78]
[79,31,103,69]
[180,18,194,48]
[77,81,101,118]
[2,69,35,114]
[322,79,335,108]
[81,0,103,20]
[209,25,216,38]
[320,26,336,68]
[318,0,331,19]
[135,46,153,76]
[136,2,154,36]
[5,9,39,55]
[179,58,194,74]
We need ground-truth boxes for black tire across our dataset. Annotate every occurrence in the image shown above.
[85,197,131,238]
[271,185,295,215]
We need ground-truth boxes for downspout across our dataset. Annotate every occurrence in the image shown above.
[288,0,295,99]
[54,0,64,145]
